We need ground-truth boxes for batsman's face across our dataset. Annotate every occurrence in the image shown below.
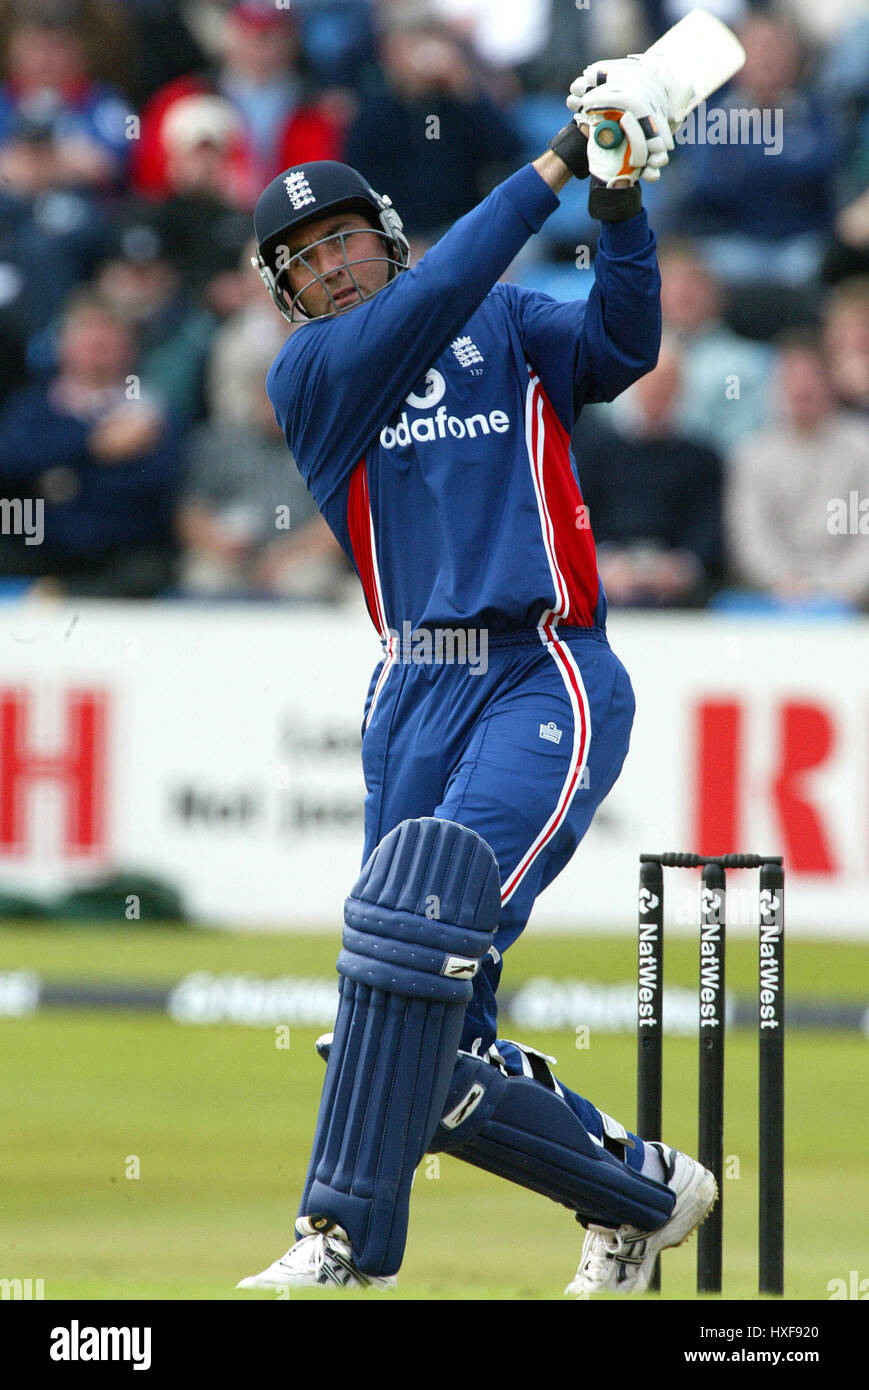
[283,213,391,318]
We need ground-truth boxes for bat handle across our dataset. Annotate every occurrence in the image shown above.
[593,118,624,149]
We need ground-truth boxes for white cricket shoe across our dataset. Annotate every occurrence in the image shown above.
[236,1217,396,1292]
[565,1146,717,1297]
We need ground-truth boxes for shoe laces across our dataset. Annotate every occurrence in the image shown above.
[583,1224,647,1274]
[282,1232,348,1277]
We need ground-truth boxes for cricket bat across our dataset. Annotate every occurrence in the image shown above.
[590,8,746,150]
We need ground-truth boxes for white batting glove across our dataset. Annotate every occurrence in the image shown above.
[567,56,692,185]
[569,55,695,131]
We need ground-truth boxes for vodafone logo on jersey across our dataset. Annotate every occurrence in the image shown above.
[380,369,511,450]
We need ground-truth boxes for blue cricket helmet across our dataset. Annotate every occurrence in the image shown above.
[252,161,410,322]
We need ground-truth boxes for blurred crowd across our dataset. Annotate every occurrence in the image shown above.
[0,0,867,610]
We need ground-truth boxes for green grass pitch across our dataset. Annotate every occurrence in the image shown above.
[1,923,867,1301]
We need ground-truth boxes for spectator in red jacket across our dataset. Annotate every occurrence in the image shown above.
[130,2,344,208]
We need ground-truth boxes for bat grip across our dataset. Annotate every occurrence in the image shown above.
[593,118,625,150]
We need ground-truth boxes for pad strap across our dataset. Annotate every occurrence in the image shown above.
[430,1053,675,1231]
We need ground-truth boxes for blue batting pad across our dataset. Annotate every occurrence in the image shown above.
[431,1053,676,1231]
[298,818,501,1275]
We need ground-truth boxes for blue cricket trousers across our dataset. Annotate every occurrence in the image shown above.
[359,623,636,1058]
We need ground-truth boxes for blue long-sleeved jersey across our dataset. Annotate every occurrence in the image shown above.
[267,163,661,634]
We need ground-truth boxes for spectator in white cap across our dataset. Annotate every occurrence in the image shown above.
[143,94,253,312]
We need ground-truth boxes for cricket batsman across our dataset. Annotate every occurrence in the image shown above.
[237,45,718,1298]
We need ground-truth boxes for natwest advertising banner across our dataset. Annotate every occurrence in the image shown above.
[0,601,866,936]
